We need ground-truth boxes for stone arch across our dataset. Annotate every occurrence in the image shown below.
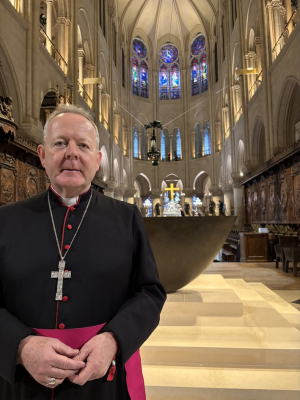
[237,139,245,175]
[252,118,266,166]
[276,77,300,149]
[99,145,109,180]
[193,171,210,199]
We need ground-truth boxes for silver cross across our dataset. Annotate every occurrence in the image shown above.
[51,260,71,301]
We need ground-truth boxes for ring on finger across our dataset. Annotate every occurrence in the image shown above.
[46,377,56,386]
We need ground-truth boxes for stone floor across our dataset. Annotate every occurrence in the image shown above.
[141,264,300,400]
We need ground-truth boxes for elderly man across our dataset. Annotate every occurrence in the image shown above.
[0,105,166,400]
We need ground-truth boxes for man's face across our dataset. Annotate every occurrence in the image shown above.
[38,113,101,197]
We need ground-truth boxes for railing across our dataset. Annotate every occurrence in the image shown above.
[78,81,93,108]
[235,105,243,123]
[249,70,263,100]
[273,6,298,60]
[39,27,68,71]
[99,113,108,130]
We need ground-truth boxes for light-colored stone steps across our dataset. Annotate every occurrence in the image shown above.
[141,275,300,399]
[144,365,300,400]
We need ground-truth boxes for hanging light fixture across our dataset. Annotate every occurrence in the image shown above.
[145,120,162,166]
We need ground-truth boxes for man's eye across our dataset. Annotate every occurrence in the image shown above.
[80,143,88,148]
[54,141,64,146]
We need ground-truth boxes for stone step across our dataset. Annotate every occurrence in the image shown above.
[143,365,300,400]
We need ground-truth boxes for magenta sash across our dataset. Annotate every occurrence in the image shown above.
[32,324,146,400]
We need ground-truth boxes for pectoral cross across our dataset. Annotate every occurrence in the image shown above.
[51,260,71,301]
[165,183,180,200]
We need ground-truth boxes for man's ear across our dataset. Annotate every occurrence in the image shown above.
[37,145,46,168]
[96,151,102,171]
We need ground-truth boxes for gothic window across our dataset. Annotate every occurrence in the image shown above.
[201,53,208,92]
[132,57,139,96]
[133,128,139,158]
[195,123,202,158]
[159,43,181,100]
[190,35,208,96]
[191,58,200,95]
[132,38,149,98]
[159,64,169,100]
[203,122,211,155]
[171,64,180,99]
[140,61,148,98]
[176,129,182,159]
[161,131,166,159]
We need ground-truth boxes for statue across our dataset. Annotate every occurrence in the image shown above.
[209,200,216,215]
[218,200,225,215]
[154,202,161,216]
[184,202,190,216]
[0,96,14,121]
[162,200,181,217]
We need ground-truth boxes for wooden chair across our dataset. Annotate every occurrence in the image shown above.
[274,242,298,269]
[274,244,283,269]
[278,235,298,247]
[283,247,300,277]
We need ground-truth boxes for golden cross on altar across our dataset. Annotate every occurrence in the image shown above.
[165,183,180,200]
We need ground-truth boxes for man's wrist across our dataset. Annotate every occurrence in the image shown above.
[16,335,33,365]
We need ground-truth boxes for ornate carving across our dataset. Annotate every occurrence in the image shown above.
[292,163,300,219]
[0,167,15,204]
[260,180,267,220]
[14,134,38,152]
[253,184,259,221]
[268,175,276,221]
[278,171,288,220]
[25,168,38,198]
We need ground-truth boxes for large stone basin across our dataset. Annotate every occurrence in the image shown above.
[143,216,236,293]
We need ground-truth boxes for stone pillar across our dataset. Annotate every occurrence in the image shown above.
[46,0,53,53]
[267,0,286,59]
[191,130,195,158]
[200,129,204,157]
[255,37,262,74]
[125,188,136,204]
[104,180,116,198]
[169,134,173,160]
[184,189,194,216]
[215,121,221,151]
[245,52,257,98]
[78,49,85,87]
[223,189,233,216]
[57,17,67,72]
[114,188,124,201]
[113,113,120,144]
[233,186,244,229]
[233,83,242,122]
[138,132,142,160]
[123,126,128,156]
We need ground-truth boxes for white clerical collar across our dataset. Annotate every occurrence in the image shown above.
[51,186,79,206]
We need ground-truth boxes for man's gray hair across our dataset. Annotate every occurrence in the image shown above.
[43,104,100,150]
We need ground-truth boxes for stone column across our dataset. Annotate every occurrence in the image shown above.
[125,188,136,204]
[113,113,120,144]
[104,180,116,198]
[245,52,257,98]
[255,37,262,74]
[266,0,286,59]
[114,187,124,202]
[191,130,195,159]
[78,49,85,88]
[200,129,204,157]
[169,134,173,160]
[123,126,128,156]
[232,83,242,122]
[233,186,244,229]
[57,17,67,72]
[46,0,53,53]
[138,132,142,160]
[223,188,233,216]
[184,189,194,216]
[215,121,221,151]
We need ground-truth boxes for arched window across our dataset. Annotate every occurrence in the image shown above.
[132,57,139,96]
[159,43,180,100]
[190,35,208,96]
[159,64,169,100]
[201,53,208,92]
[133,128,139,159]
[176,129,182,159]
[191,58,200,95]
[132,38,149,98]
[161,131,166,159]
[171,64,180,99]
[195,123,202,158]
[203,122,211,155]
[140,61,148,98]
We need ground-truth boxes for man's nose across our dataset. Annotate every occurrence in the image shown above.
[65,142,79,159]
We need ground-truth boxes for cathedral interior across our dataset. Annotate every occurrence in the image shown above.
[0,0,300,398]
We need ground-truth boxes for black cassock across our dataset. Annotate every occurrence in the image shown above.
[0,187,166,400]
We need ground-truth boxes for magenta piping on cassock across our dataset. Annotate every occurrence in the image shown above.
[32,324,146,400]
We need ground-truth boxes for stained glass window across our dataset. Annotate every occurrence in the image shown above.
[201,52,208,92]
[161,131,166,160]
[140,60,148,98]
[191,35,205,55]
[203,122,211,155]
[159,64,169,100]
[195,123,202,158]
[159,44,179,63]
[176,129,181,159]
[132,57,139,96]
[171,64,180,99]
[133,39,147,59]
[191,57,200,96]
[133,128,139,158]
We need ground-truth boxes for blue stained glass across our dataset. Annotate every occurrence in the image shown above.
[161,132,166,159]
[140,60,148,98]
[191,35,205,55]
[132,57,139,96]
[159,64,169,100]
[191,57,200,96]
[176,130,181,158]
[133,39,147,58]
[171,64,180,99]
[133,128,139,158]
[203,122,211,155]
[159,44,179,63]
[201,52,208,92]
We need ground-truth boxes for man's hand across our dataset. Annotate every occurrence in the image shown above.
[69,333,117,386]
[17,336,86,388]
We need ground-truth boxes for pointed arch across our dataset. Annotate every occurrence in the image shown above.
[99,145,109,180]
[237,140,245,174]
[252,118,266,166]
[195,122,202,158]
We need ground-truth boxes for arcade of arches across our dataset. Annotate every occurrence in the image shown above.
[1,0,299,227]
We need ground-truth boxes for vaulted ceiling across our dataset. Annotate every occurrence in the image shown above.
[117,0,218,54]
